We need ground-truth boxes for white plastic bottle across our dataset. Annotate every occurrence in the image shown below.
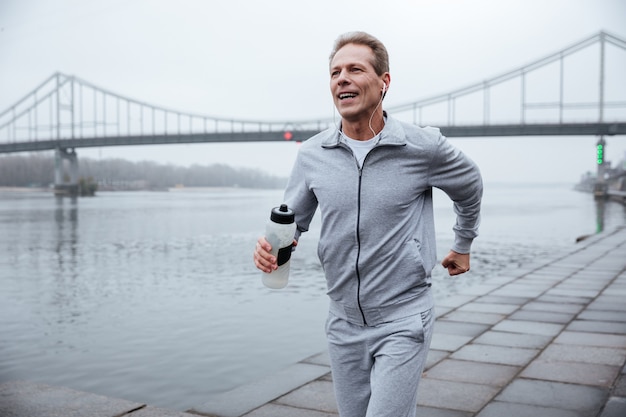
[262,204,296,289]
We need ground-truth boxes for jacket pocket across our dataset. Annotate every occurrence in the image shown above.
[408,239,428,278]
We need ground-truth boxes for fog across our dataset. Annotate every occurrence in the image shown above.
[1,0,625,183]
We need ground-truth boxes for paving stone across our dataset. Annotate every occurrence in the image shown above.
[522,360,620,387]
[599,397,626,417]
[595,295,626,305]
[516,283,556,293]
[523,301,586,314]
[603,288,626,297]
[441,310,505,325]
[509,310,575,324]
[492,319,564,336]
[567,320,626,335]
[302,351,330,367]
[557,280,608,291]
[430,333,473,351]
[416,378,499,412]
[498,278,554,287]
[555,269,610,282]
[554,331,626,348]
[190,363,330,417]
[242,403,338,417]
[457,302,519,315]
[456,284,503,296]
[588,301,626,312]
[434,306,453,318]
[532,268,576,277]
[481,275,517,286]
[577,310,626,322]
[535,294,592,306]
[608,273,626,281]
[489,286,546,298]
[432,321,490,338]
[425,349,449,370]
[561,273,603,282]
[413,406,472,417]
[425,359,519,387]
[276,380,337,414]
[595,251,626,261]
[496,379,608,412]
[521,272,564,281]
[451,344,538,366]
[545,288,603,299]
[473,295,531,305]
[475,401,581,417]
[613,374,626,397]
[522,271,564,280]
[473,330,553,349]
[131,407,198,416]
[583,272,620,281]
[0,381,144,417]
[538,344,626,366]
[512,279,558,292]
[435,295,476,308]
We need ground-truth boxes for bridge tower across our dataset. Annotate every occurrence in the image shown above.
[54,148,79,196]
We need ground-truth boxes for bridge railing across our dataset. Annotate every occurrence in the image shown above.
[0,73,335,145]
[386,31,626,128]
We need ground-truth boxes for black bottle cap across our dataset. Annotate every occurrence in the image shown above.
[270,204,295,224]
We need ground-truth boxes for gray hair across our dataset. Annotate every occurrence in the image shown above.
[329,31,390,75]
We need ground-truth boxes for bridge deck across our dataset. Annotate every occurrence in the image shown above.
[1,123,625,154]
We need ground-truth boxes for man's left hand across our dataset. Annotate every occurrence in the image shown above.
[441,251,470,276]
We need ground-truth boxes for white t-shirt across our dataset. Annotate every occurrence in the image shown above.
[343,133,380,168]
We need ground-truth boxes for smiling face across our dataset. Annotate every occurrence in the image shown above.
[330,43,390,127]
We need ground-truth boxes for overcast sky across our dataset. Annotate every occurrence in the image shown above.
[1,0,625,183]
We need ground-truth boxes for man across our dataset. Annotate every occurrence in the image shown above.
[253,31,482,417]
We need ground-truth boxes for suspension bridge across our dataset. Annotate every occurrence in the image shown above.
[1,31,625,195]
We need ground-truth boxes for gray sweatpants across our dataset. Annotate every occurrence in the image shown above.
[325,308,434,417]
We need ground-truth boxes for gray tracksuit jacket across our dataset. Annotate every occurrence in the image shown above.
[284,115,483,326]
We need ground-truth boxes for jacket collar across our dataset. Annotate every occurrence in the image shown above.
[321,112,407,148]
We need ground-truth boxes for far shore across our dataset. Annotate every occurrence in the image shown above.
[0,186,280,193]
[0,186,50,192]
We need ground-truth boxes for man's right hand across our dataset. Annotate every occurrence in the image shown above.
[253,236,276,273]
[253,237,298,273]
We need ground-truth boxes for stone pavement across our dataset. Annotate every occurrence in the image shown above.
[1,227,625,417]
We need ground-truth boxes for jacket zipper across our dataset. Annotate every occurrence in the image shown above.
[338,142,369,326]
[355,164,367,326]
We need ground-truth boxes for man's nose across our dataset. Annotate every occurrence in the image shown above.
[336,69,351,85]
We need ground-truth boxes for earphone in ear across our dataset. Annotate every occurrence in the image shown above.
[382,83,388,93]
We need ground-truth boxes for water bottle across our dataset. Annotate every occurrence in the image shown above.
[262,204,296,289]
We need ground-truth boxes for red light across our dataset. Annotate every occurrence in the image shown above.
[284,131,293,141]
